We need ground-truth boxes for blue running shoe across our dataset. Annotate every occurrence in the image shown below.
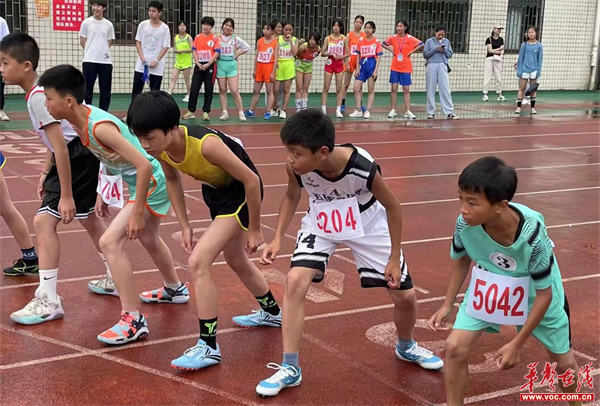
[395,341,444,371]
[256,362,302,397]
[232,309,282,328]
[340,105,346,113]
[264,111,271,120]
[139,282,189,304]
[171,339,221,371]
[244,109,256,117]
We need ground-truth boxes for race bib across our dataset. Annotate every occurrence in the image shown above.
[97,164,124,208]
[280,48,292,58]
[221,45,234,56]
[328,44,343,55]
[350,45,358,54]
[258,51,271,63]
[197,50,211,61]
[360,45,375,57]
[465,265,529,325]
[310,197,364,241]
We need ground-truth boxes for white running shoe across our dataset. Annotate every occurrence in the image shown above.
[270,109,279,117]
[482,94,489,101]
[387,109,397,118]
[404,111,416,119]
[182,94,189,103]
[88,275,119,297]
[10,289,65,325]
[219,111,229,121]
[279,110,287,119]
[238,111,247,122]
[498,95,506,102]
[349,110,363,118]
[531,108,538,115]
[363,110,371,119]
[0,110,10,121]
[335,110,343,118]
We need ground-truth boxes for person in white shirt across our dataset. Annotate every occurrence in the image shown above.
[130,1,171,104]
[79,0,115,111]
[0,16,11,121]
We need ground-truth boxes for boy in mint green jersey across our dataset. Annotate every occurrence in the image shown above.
[429,156,582,406]
[39,64,188,346]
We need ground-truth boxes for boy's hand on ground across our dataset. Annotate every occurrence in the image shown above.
[427,305,453,331]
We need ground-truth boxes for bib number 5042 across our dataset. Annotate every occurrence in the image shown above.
[472,278,525,317]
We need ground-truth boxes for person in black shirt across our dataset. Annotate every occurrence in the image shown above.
[483,24,506,101]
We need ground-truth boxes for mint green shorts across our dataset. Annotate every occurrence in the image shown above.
[453,295,572,354]
[127,167,171,217]
[217,60,238,78]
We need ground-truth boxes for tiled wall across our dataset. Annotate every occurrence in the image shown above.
[5,0,597,95]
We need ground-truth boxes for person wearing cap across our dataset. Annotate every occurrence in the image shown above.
[482,24,506,102]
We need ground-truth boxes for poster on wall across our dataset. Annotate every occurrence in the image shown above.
[35,0,50,18]
[53,0,85,31]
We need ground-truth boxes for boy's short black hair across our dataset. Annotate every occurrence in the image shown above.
[201,16,215,27]
[0,32,40,71]
[38,64,85,103]
[436,24,446,33]
[127,91,180,137]
[263,22,276,31]
[458,157,518,204]
[148,1,163,11]
[280,109,335,153]
[92,0,107,8]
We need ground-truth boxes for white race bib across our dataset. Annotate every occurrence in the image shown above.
[350,45,358,54]
[310,197,364,241]
[257,51,271,63]
[328,44,343,55]
[97,164,124,208]
[221,45,234,56]
[197,50,211,61]
[465,266,529,325]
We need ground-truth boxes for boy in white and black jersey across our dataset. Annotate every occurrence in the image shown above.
[255,109,443,397]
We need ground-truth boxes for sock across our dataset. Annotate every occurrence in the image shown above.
[295,99,302,111]
[321,105,326,113]
[517,99,523,108]
[98,252,112,278]
[39,268,59,301]
[302,98,308,109]
[397,337,415,351]
[200,317,218,349]
[127,310,140,319]
[166,281,182,290]
[21,246,38,264]
[531,98,536,108]
[283,352,299,368]
[341,98,346,106]
[255,290,280,316]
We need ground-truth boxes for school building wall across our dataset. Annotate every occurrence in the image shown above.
[5,0,598,96]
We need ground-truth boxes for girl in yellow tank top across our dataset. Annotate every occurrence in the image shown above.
[167,21,194,101]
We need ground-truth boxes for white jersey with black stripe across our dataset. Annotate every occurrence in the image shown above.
[296,144,385,224]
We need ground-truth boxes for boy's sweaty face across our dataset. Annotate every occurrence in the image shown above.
[0,52,28,85]
[458,189,498,226]
[285,144,323,175]
[136,128,169,157]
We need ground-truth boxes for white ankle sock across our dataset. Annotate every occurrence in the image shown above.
[39,268,59,301]
[98,252,112,278]
[166,281,182,290]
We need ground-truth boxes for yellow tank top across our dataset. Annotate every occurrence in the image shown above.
[159,125,241,189]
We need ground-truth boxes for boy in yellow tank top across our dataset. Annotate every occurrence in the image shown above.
[128,91,282,371]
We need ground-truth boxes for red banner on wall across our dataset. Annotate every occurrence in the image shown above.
[53,0,85,31]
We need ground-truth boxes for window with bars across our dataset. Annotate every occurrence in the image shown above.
[91,0,201,45]
[0,0,27,33]
[505,0,544,53]
[395,0,471,53]
[256,0,351,43]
